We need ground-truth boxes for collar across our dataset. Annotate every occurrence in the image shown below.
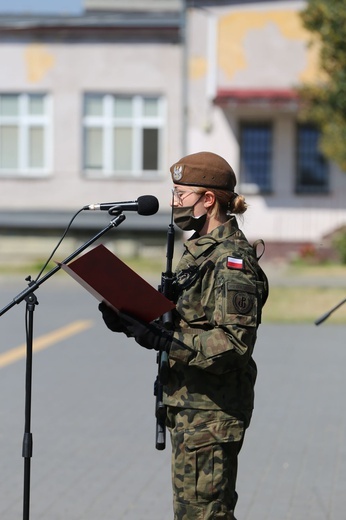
[184,217,240,261]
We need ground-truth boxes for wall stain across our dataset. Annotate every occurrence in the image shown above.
[25,43,55,83]
[218,9,324,83]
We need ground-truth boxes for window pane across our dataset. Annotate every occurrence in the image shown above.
[0,126,18,168]
[0,95,19,116]
[113,127,132,170]
[143,98,158,117]
[296,125,328,193]
[240,123,272,191]
[83,93,164,177]
[85,127,103,169]
[142,128,158,170]
[29,127,44,167]
[85,95,103,116]
[114,98,132,118]
[29,94,45,115]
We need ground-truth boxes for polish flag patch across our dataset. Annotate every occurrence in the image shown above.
[227,256,243,270]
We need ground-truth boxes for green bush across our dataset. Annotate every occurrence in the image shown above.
[333,229,346,264]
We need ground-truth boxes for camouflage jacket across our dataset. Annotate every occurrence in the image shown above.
[164,217,268,427]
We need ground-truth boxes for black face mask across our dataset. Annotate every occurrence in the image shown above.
[173,196,207,232]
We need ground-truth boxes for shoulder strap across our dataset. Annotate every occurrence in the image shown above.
[252,239,269,308]
[253,238,265,261]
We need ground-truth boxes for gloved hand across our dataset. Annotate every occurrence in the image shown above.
[117,310,172,352]
[98,302,130,334]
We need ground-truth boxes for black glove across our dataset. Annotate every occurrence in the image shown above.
[98,302,130,334]
[117,310,172,352]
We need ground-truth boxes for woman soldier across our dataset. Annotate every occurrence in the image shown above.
[99,151,268,520]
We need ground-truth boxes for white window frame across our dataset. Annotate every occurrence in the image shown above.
[83,93,166,178]
[0,93,52,177]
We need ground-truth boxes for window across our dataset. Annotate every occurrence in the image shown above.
[239,122,272,193]
[0,93,51,176]
[296,124,328,193]
[83,94,165,177]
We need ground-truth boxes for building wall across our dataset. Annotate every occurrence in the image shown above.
[185,0,346,245]
[1,0,346,263]
[0,38,181,211]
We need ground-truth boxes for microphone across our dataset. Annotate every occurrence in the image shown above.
[84,195,159,216]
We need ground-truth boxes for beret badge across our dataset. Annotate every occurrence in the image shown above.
[172,164,183,181]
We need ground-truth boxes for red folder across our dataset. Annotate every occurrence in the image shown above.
[58,244,175,323]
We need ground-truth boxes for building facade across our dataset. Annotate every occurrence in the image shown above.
[0,0,345,264]
[187,0,346,259]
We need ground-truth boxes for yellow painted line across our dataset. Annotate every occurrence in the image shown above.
[0,320,94,369]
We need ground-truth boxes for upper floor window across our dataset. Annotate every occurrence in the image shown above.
[0,93,51,176]
[83,93,165,178]
[239,122,272,193]
[296,124,329,194]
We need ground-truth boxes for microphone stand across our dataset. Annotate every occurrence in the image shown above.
[315,297,346,325]
[0,212,126,520]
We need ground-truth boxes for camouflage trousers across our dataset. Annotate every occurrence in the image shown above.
[166,407,245,520]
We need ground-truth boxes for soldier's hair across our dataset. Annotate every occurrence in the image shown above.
[192,187,247,219]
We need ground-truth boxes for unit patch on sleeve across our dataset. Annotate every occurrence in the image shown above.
[233,291,254,314]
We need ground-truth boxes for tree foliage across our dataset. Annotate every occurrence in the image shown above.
[299,0,346,171]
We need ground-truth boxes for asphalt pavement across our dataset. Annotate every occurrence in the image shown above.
[0,273,345,520]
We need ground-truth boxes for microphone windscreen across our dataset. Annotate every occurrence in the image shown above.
[137,195,159,216]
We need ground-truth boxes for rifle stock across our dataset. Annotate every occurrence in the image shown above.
[155,351,169,450]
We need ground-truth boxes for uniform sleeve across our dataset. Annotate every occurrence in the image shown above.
[169,256,259,375]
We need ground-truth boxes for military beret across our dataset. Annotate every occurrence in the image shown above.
[170,151,236,191]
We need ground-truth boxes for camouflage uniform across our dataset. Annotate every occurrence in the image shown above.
[164,217,268,520]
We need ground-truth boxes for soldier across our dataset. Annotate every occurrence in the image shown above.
[99,151,268,520]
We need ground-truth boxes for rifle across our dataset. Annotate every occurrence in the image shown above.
[155,205,175,450]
